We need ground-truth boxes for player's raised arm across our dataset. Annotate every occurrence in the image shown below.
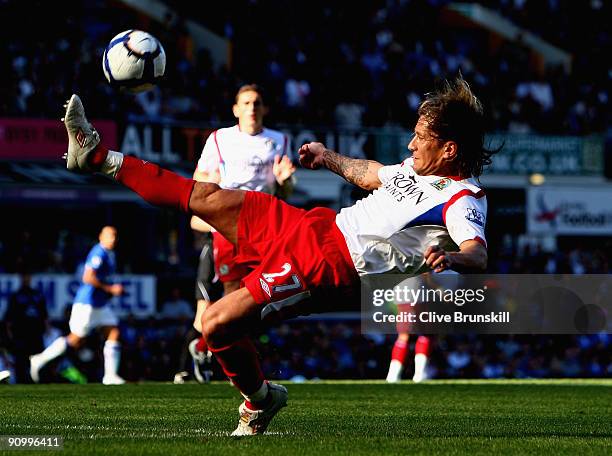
[298,142,383,191]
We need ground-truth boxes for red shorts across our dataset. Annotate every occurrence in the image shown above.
[236,192,360,320]
[212,231,251,282]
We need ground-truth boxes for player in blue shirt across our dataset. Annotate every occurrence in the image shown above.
[30,226,125,384]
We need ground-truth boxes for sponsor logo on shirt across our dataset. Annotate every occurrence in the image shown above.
[465,208,485,226]
[430,178,451,191]
[265,138,278,152]
[384,172,429,204]
[249,156,266,174]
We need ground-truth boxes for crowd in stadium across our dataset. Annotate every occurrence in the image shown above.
[1,0,609,134]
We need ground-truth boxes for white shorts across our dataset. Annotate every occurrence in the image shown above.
[69,303,119,338]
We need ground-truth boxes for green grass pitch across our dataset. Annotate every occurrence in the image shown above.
[1,380,610,455]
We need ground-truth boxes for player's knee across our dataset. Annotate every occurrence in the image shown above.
[397,333,410,342]
[189,182,224,220]
[67,333,83,348]
[107,327,120,341]
[190,182,221,207]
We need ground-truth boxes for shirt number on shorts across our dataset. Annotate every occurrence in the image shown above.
[262,263,302,293]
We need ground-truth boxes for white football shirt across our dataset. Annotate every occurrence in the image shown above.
[197,125,288,193]
[335,158,487,275]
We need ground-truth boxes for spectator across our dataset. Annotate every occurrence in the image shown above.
[159,287,193,322]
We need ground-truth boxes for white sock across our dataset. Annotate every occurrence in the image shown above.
[413,353,428,381]
[37,336,67,366]
[101,150,124,178]
[386,359,404,382]
[103,340,121,377]
[242,381,269,405]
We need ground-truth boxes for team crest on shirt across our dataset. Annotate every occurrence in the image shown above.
[259,278,271,297]
[219,264,230,275]
[430,178,451,191]
[465,208,485,226]
[91,256,102,268]
[264,138,278,152]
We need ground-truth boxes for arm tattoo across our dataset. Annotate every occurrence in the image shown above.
[322,150,370,188]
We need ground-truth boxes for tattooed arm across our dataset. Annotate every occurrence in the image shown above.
[298,142,383,190]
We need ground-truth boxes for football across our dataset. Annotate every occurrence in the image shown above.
[102,30,166,92]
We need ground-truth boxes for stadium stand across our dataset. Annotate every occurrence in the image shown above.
[1,1,608,133]
[0,0,610,383]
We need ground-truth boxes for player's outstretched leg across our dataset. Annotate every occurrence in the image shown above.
[62,94,243,242]
[63,95,286,433]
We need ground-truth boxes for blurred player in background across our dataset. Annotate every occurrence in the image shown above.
[5,270,48,383]
[30,226,125,385]
[175,84,296,384]
[171,230,218,384]
[385,274,433,383]
[62,76,493,434]
[386,267,462,382]
[387,334,432,383]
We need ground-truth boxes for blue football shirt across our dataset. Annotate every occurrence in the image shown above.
[73,243,117,308]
